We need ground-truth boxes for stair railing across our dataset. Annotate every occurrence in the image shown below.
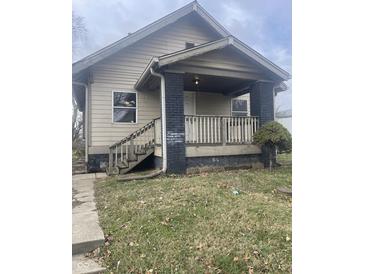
[107,118,159,175]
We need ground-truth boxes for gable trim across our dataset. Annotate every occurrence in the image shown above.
[135,36,291,90]
[72,1,230,75]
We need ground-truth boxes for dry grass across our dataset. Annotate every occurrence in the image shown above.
[95,153,292,273]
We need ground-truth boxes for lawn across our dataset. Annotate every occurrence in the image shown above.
[94,153,292,274]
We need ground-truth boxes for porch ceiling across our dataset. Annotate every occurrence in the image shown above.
[183,74,254,95]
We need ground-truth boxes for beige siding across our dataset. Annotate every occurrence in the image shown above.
[89,14,220,150]
[171,47,268,80]
[195,92,250,116]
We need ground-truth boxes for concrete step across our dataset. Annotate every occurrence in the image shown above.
[72,254,105,274]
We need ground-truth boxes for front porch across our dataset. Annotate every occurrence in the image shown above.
[154,115,261,153]
[106,36,289,175]
[107,115,263,175]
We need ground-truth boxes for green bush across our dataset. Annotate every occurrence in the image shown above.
[253,121,292,152]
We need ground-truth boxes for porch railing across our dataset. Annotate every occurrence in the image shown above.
[184,115,259,145]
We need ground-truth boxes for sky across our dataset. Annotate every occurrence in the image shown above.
[73,0,292,110]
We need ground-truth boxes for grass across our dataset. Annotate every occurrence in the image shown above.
[94,153,292,273]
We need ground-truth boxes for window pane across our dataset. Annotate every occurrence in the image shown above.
[232,111,247,117]
[114,92,136,107]
[232,99,247,112]
[113,108,136,123]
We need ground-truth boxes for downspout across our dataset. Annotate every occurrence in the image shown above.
[150,68,167,173]
[72,81,89,164]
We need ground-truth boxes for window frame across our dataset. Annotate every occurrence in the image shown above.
[112,90,138,124]
[231,98,248,117]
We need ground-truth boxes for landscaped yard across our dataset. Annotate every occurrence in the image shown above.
[95,153,292,273]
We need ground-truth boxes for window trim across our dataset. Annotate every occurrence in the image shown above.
[231,98,248,117]
[112,90,138,124]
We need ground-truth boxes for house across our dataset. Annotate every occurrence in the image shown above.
[72,1,291,175]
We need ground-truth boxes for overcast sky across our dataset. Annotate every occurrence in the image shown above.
[73,0,292,110]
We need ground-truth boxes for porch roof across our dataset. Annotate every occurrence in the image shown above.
[135,36,291,92]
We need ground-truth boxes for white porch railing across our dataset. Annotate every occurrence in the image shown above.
[184,115,259,144]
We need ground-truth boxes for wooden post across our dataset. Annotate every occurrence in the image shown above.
[221,117,226,145]
[108,148,113,171]
[129,139,136,161]
[114,146,118,167]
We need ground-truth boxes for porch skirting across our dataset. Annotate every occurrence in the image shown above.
[154,154,263,174]
[185,154,263,174]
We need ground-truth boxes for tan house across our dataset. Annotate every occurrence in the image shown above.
[72,1,291,174]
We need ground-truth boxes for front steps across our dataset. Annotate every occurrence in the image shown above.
[119,146,155,174]
[107,119,158,176]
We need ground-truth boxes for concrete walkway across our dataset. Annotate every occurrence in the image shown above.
[72,173,107,274]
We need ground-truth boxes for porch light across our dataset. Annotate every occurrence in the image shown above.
[193,76,200,86]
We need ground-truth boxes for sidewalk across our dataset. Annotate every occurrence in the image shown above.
[72,173,107,274]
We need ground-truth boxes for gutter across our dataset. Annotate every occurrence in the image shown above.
[72,81,89,164]
[150,68,167,173]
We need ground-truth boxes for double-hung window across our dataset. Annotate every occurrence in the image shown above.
[231,98,248,116]
[112,91,137,123]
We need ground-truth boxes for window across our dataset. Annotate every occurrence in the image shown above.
[231,99,248,116]
[185,42,195,49]
[112,91,137,123]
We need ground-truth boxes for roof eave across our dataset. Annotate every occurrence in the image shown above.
[72,1,230,76]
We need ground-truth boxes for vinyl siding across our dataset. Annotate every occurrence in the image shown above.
[196,92,250,116]
[170,47,268,80]
[89,14,220,150]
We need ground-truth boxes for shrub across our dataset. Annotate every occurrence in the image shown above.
[254,121,291,151]
[253,121,292,169]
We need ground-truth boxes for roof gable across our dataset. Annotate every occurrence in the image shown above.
[135,36,291,90]
[156,37,290,80]
[73,1,230,75]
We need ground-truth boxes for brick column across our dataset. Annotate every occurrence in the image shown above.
[250,81,276,168]
[250,81,275,126]
[163,72,186,174]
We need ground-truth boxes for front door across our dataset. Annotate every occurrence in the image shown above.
[184,91,196,115]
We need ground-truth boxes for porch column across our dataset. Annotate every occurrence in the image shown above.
[250,80,276,167]
[163,72,186,174]
[250,81,275,126]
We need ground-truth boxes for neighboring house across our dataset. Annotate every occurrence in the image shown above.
[72,1,291,174]
[276,109,292,133]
